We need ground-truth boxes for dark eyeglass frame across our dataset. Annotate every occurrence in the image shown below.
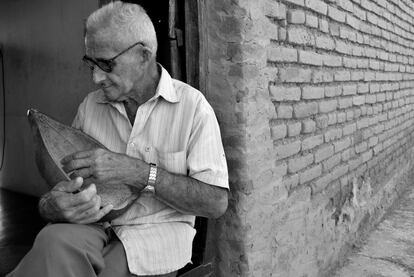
[82,41,145,73]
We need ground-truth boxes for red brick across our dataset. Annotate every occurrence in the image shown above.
[300,164,322,184]
[274,162,288,177]
[334,137,351,152]
[305,0,328,15]
[288,153,314,173]
[346,14,360,30]
[362,149,373,163]
[315,144,334,163]
[271,124,287,140]
[288,122,302,137]
[302,86,324,99]
[328,6,346,22]
[319,100,337,113]
[325,86,342,97]
[293,102,319,118]
[266,1,287,20]
[319,18,329,33]
[355,142,368,153]
[343,123,356,136]
[277,105,293,119]
[313,70,334,83]
[267,46,298,62]
[352,71,365,81]
[323,153,341,171]
[288,9,305,24]
[338,97,353,109]
[365,94,377,104]
[357,118,370,129]
[282,174,300,192]
[323,55,342,67]
[315,114,328,129]
[280,67,312,83]
[358,83,369,94]
[284,0,305,6]
[353,96,365,106]
[275,140,301,160]
[302,135,324,150]
[336,40,351,54]
[334,70,351,81]
[325,128,342,142]
[329,164,349,182]
[348,156,363,171]
[269,86,301,101]
[299,50,323,66]
[305,13,319,28]
[287,26,315,46]
[343,84,357,95]
[337,112,346,123]
[328,113,337,126]
[302,120,316,133]
[343,57,357,68]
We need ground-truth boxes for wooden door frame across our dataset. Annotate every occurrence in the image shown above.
[183,0,207,94]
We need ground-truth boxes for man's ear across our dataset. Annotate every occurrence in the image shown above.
[139,47,153,64]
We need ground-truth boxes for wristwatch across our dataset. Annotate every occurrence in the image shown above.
[143,163,157,194]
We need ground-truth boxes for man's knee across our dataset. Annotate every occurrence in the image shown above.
[34,223,95,251]
[34,224,75,251]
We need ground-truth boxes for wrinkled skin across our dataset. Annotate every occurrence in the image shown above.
[39,177,113,224]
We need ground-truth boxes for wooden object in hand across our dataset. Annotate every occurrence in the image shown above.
[27,109,139,222]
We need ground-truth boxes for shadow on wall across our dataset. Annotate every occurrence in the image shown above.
[0,45,5,174]
[0,0,98,196]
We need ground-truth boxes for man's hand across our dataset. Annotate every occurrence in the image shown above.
[39,177,113,224]
[61,148,147,190]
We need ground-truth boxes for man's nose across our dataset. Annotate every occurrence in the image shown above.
[92,67,107,84]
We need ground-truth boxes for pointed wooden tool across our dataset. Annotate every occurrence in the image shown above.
[27,109,139,222]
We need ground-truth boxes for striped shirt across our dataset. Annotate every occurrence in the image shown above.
[72,65,229,275]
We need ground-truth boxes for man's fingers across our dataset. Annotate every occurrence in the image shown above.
[70,167,94,179]
[77,204,113,224]
[61,150,95,164]
[62,158,92,173]
[74,195,102,221]
[67,183,97,206]
[99,204,114,217]
[54,177,84,193]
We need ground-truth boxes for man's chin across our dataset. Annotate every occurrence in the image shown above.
[102,87,119,101]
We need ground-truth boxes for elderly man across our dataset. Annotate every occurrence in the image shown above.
[8,2,228,277]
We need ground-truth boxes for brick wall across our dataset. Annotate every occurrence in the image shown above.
[205,0,414,276]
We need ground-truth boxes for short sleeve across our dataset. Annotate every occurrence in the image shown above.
[186,99,229,189]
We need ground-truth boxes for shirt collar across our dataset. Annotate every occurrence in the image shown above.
[95,64,179,105]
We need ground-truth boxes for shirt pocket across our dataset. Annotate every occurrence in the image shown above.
[157,150,187,175]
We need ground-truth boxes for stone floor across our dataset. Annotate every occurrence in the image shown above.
[334,185,414,277]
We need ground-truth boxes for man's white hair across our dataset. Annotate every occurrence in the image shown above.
[85,1,157,57]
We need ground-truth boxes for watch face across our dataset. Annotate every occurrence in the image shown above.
[143,184,155,194]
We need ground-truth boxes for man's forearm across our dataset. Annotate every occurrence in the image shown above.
[62,151,228,219]
[152,167,228,218]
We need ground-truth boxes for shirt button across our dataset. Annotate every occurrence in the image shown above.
[145,146,150,152]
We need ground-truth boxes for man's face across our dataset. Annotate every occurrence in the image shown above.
[85,34,143,102]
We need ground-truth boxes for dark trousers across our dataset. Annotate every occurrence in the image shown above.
[7,223,177,277]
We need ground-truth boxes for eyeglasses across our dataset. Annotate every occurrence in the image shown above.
[82,41,145,73]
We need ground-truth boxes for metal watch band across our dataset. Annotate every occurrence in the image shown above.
[144,163,157,193]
